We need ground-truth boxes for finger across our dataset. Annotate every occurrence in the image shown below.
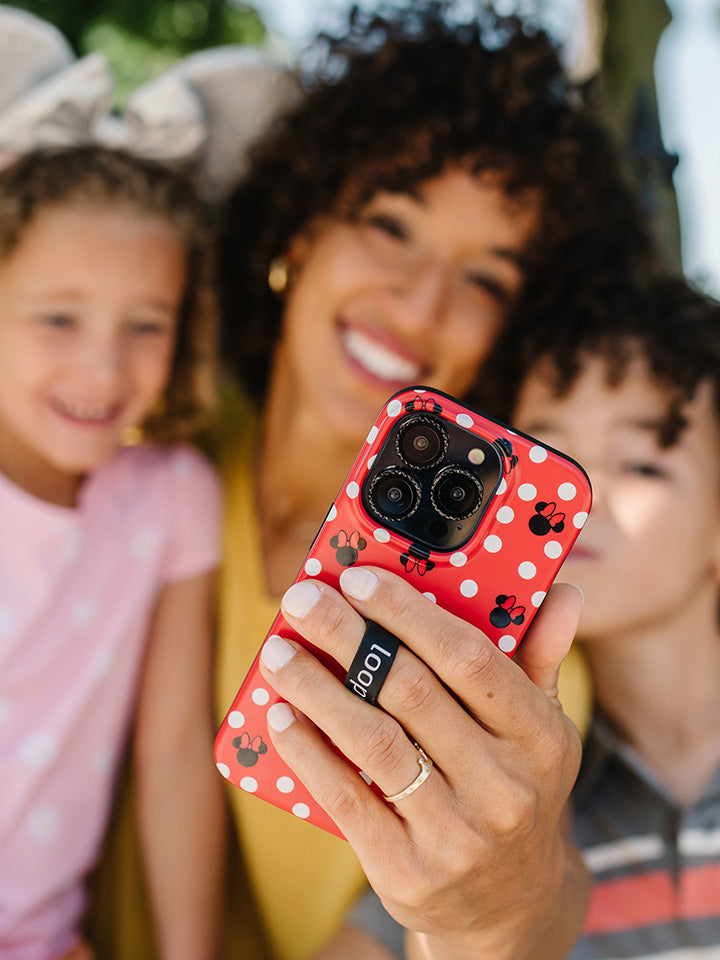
[260,695,409,853]
[259,633,451,823]
[336,565,556,738]
[512,583,584,702]
[279,579,487,770]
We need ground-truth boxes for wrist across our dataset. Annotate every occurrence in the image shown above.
[405,843,589,960]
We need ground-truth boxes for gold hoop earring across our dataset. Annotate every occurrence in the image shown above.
[268,256,290,294]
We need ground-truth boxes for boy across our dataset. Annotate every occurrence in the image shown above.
[509,274,720,958]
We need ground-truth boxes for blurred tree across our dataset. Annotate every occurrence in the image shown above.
[598,0,682,271]
[3,0,266,101]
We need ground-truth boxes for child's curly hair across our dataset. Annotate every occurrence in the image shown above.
[219,0,657,407]
[478,272,720,447]
[0,145,217,441]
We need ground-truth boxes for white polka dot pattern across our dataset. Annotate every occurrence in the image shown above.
[73,599,97,627]
[304,558,322,576]
[518,483,537,501]
[0,607,13,638]
[20,732,57,768]
[27,805,60,842]
[130,527,159,558]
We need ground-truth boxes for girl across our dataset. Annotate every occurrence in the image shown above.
[0,146,225,960]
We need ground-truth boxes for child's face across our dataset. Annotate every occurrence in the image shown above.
[513,354,720,642]
[0,203,185,504]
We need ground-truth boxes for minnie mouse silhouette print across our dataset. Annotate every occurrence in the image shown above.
[489,594,526,628]
[330,529,367,566]
[232,732,268,768]
[529,501,566,536]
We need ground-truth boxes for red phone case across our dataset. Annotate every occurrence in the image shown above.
[214,386,592,838]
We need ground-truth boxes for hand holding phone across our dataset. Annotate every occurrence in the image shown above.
[214,386,591,837]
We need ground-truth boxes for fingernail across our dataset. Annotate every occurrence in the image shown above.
[267,702,296,732]
[567,582,585,603]
[261,634,296,671]
[339,567,378,600]
[282,580,321,618]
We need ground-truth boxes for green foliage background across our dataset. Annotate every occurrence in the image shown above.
[4,0,266,103]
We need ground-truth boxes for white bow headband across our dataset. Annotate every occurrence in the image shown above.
[0,9,300,200]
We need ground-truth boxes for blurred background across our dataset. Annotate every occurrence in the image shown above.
[1,0,718,298]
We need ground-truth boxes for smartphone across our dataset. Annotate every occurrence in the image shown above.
[214,386,592,837]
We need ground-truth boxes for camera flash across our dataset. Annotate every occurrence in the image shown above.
[468,448,486,465]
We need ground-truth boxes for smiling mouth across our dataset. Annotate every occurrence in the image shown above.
[52,398,122,425]
[340,326,425,384]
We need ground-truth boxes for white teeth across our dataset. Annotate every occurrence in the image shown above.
[54,399,115,422]
[342,328,422,382]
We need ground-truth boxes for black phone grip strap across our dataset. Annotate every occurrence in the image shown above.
[344,620,401,706]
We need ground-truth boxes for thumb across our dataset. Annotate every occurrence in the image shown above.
[513,582,584,703]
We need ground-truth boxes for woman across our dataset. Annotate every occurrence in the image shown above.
[214,4,658,959]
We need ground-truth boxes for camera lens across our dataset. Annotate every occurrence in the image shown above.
[396,416,447,468]
[431,467,483,520]
[369,470,421,521]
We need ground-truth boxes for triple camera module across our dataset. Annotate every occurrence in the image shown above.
[362,412,504,552]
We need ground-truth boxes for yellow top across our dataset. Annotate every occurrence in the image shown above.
[215,414,368,960]
[558,644,592,736]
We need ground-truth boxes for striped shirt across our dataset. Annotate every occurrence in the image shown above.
[569,716,720,959]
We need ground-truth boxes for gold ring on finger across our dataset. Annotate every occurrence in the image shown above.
[382,742,433,803]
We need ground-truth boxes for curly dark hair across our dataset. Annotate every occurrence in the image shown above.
[477,272,720,447]
[219,0,657,407]
[0,145,217,440]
